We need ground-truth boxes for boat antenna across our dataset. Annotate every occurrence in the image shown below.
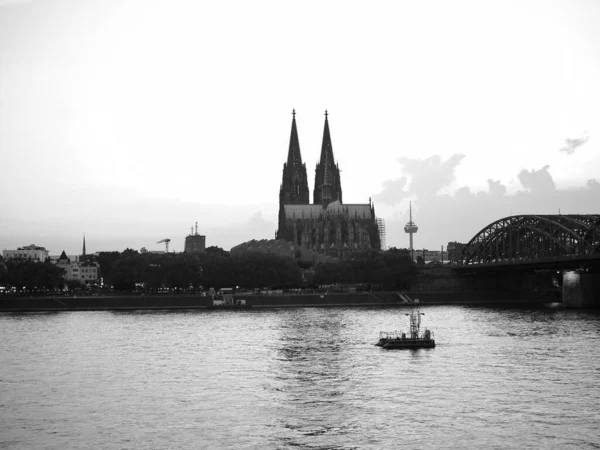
[406,310,425,338]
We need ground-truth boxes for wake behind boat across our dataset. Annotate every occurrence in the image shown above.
[376,309,435,349]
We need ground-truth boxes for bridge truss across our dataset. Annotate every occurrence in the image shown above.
[461,215,600,266]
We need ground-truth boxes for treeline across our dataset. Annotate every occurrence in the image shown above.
[0,247,418,293]
[98,247,417,291]
[0,258,64,292]
[97,247,303,291]
[313,248,418,290]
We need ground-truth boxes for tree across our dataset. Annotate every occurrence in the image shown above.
[97,251,120,286]
[314,261,344,287]
[108,250,143,291]
[0,256,7,279]
[0,259,63,292]
[380,247,418,290]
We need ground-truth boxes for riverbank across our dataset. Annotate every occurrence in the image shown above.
[0,290,549,312]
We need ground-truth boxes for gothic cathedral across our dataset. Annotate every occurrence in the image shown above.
[277,110,381,257]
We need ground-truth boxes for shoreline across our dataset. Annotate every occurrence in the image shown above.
[0,290,555,312]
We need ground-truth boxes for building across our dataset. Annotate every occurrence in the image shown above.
[49,254,80,264]
[447,241,467,264]
[413,249,448,264]
[184,223,206,253]
[276,110,381,258]
[54,251,100,285]
[2,244,49,261]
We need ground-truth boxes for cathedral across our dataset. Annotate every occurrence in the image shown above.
[276,110,381,257]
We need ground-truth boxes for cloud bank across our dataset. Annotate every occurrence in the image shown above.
[518,165,556,192]
[560,133,590,155]
[374,154,599,249]
[374,154,465,205]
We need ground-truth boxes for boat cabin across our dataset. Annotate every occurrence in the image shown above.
[212,287,247,307]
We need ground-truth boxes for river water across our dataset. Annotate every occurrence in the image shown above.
[1,304,599,449]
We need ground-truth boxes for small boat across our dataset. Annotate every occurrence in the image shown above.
[209,287,252,309]
[376,309,435,349]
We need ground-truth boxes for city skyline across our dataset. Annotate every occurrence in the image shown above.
[1,0,599,255]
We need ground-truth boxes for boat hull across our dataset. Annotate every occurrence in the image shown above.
[207,305,252,310]
[376,338,435,349]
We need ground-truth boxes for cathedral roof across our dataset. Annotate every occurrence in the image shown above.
[283,201,373,219]
[326,201,373,218]
[287,109,303,167]
[283,204,323,219]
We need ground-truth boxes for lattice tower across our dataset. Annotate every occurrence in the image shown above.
[377,218,386,251]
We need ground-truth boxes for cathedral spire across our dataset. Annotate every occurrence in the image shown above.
[314,110,342,206]
[319,109,335,167]
[278,109,310,240]
[287,109,303,167]
[322,133,332,203]
[323,141,331,186]
[82,234,86,257]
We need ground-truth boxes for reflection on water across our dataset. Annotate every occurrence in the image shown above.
[1,305,599,449]
[270,310,354,448]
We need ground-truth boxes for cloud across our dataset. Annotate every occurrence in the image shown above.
[0,181,279,253]
[560,132,590,155]
[376,156,599,251]
[487,179,507,196]
[385,173,599,251]
[587,179,600,189]
[517,165,556,192]
[247,210,275,231]
[373,154,465,205]
[398,154,466,198]
[372,177,408,205]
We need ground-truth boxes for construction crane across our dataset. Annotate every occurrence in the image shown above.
[157,238,171,253]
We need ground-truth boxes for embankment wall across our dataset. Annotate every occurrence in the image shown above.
[0,290,543,312]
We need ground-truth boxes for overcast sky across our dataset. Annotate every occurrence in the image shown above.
[1,0,599,255]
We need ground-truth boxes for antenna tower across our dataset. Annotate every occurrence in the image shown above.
[377,218,386,251]
[404,201,418,252]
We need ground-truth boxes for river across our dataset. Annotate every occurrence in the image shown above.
[1,304,599,449]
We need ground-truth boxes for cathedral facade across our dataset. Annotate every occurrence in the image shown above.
[276,110,381,257]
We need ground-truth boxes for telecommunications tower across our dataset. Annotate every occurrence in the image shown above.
[404,201,418,251]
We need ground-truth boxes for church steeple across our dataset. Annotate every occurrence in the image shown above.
[287,109,303,167]
[314,110,342,206]
[82,234,86,257]
[319,110,335,167]
[277,109,310,240]
[279,109,309,204]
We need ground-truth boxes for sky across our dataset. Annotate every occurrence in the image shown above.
[1,0,599,255]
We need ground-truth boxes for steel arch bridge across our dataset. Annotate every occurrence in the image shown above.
[461,215,600,267]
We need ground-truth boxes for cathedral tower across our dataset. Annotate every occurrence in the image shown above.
[313,111,342,207]
[277,110,309,238]
[276,110,381,256]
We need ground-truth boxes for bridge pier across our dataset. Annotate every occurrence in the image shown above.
[562,271,600,308]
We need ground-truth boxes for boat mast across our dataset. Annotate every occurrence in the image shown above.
[408,310,424,338]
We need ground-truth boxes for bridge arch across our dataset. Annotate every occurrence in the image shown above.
[461,214,600,266]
